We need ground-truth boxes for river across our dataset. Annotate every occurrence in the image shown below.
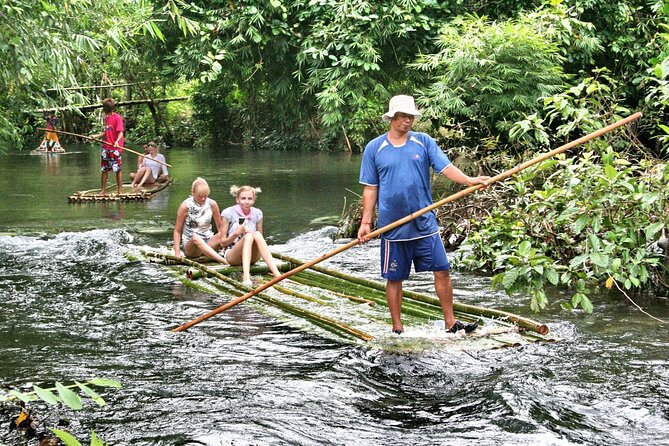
[0,145,667,445]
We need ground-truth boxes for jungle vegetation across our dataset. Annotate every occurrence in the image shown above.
[2,0,669,312]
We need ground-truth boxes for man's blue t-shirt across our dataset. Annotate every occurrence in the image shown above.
[359,131,451,241]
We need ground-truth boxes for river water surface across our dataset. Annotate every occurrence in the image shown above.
[0,145,667,445]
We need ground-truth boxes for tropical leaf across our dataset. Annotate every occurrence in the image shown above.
[88,378,122,388]
[33,385,61,405]
[56,382,83,410]
[50,428,83,446]
[75,382,107,407]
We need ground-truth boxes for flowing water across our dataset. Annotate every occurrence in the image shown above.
[0,146,667,445]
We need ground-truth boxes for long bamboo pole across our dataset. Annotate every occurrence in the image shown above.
[33,96,189,113]
[36,128,172,168]
[146,251,372,340]
[272,252,550,334]
[172,112,642,332]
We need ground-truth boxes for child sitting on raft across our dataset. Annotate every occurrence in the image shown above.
[220,185,282,286]
[130,141,169,189]
[173,177,240,263]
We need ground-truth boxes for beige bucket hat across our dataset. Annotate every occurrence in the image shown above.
[382,95,422,122]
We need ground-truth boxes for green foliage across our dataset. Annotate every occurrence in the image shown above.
[643,5,669,154]
[0,0,190,150]
[457,147,668,312]
[50,429,107,446]
[413,12,567,146]
[2,378,119,445]
[509,68,632,148]
[1,378,121,410]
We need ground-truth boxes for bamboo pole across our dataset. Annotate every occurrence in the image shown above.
[172,112,642,332]
[37,128,172,168]
[33,96,189,113]
[47,82,150,92]
[282,255,548,334]
[147,252,373,340]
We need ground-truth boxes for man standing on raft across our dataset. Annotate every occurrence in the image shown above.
[357,95,489,335]
[91,98,124,196]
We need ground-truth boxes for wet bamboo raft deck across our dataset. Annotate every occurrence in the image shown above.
[69,178,173,202]
[134,248,557,350]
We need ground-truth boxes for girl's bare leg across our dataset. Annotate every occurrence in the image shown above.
[184,235,228,264]
[241,233,256,284]
[252,232,281,277]
[135,168,153,188]
[131,167,145,187]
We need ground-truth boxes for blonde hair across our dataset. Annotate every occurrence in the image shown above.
[192,177,210,195]
[229,185,261,198]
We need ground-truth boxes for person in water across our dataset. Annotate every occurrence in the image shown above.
[357,95,489,335]
[173,177,239,263]
[130,141,169,189]
[220,185,282,286]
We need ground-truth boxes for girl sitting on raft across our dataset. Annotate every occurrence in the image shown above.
[220,185,282,286]
[173,177,240,263]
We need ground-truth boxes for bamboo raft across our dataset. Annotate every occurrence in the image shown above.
[30,148,66,155]
[133,247,557,351]
[69,178,173,202]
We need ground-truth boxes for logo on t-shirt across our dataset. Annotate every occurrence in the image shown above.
[412,154,421,160]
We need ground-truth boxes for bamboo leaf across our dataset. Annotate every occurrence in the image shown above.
[91,431,106,446]
[33,385,61,405]
[88,378,122,388]
[56,382,83,410]
[75,382,106,407]
[50,428,83,446]
[6,389,38,403]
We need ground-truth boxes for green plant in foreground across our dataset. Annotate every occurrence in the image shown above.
[2,378,120,445]
[457,148,669,312]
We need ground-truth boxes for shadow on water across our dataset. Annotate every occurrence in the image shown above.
[0,149,668,445]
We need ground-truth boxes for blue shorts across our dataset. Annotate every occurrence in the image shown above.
[380,233,450,281]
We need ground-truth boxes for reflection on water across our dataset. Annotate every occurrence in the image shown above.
[0,146,362,243]
[0,228,667,445]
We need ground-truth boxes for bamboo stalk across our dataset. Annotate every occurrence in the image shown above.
[37,128,172,168]
[196,271,373,341]
[293,270,480,322]
[172,113,641,332]
[34,96,189,113]
[276,253,549,335]
[186,262,292,280]
[145,251,373,340]
[330,291,376,305]
[270,282,329,305]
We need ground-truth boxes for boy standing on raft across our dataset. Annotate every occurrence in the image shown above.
[357,95,489,335]
[91,98,124,196]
